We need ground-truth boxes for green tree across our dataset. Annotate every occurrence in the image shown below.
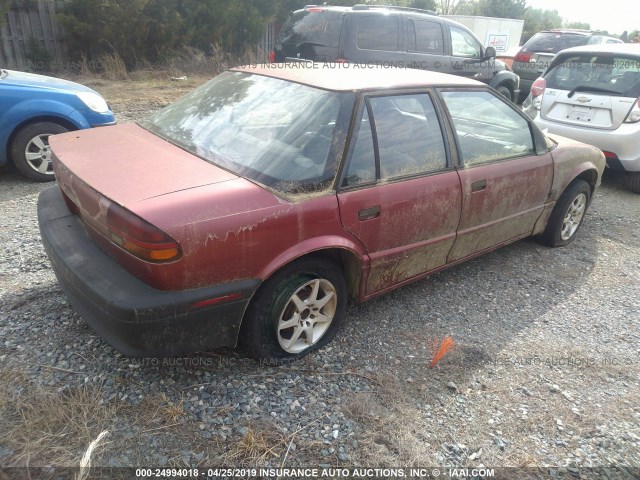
[466,0,526,19]
[564,21,590,30]
[436,0,471,15]
[521,7,562,44]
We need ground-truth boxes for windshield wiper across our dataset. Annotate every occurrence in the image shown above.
[567,85,623,98]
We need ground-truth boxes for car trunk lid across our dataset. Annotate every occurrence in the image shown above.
[540,89,637,130]
[50,123,239,207]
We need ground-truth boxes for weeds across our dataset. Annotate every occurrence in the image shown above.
[0,365,116,468]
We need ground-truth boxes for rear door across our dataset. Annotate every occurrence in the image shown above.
[439,89,553,262]
[404,17,451,74]
[337,91,462,296]
[540,53,640,130]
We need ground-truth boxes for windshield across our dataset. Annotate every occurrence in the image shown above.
[140,72,353,196]
[523,32,588,54]
[546,54,640,98]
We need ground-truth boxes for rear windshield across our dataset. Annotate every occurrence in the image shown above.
[546,54,640,98]
[523,32,588,54]
[278,10,344,48]
[139,72,354,196]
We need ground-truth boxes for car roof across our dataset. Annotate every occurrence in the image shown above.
[555,43,640,57]
[231,64,482,92]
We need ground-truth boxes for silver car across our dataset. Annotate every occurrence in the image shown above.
[523,44,640,193]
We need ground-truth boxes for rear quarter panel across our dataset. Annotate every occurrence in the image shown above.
[119,185,367,291]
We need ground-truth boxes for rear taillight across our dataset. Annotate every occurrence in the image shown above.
[514,51,532,63]
[269,50,275,63]
[603,151,618,159]
[106,202,181,262]
[528,77,546,111]
[531,77,546,97]
[624,98,640,123]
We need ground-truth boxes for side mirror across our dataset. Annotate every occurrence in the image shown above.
[484,46,496,59]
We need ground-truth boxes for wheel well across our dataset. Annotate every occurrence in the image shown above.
[299,249,362,300]
[6,116,78,164]
[262,249,362,301]
[574,169,598,196]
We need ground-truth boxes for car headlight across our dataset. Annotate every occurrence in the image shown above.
[76,91,110,113]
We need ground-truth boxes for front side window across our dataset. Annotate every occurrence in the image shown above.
[356,15,399,51]
[441,90,535,166]
[449,26,481,58]
[343,93,447,186]
[140,72,354,196]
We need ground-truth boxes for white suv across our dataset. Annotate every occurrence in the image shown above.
[523,44,640,193]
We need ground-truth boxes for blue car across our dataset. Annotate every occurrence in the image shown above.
[0,68,116,181]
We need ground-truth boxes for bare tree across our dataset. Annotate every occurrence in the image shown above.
[437,0,469,15]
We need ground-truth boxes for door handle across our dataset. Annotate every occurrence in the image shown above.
[358,205,381,221]
[471,179,487,192]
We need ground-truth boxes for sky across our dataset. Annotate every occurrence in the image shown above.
[524,0,635,35]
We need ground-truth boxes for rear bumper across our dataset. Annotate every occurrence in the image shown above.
[535,118,640,172]
[38,186,261,357]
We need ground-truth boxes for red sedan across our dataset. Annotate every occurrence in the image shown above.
[38,65,605,363]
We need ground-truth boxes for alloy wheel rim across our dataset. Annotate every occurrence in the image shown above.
[277,278,337,354]
[561,193,587,241]
[24,134,54,175]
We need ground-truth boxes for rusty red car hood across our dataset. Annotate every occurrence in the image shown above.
[50,123,239,205]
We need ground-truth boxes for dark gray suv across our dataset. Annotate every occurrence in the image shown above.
[512,29,622,102]
[273,5,520,101]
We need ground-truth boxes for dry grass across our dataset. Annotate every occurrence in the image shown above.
[225,423,284,465]
[157,393,186,424]
[99,52,129,81]
[0,365,116,468]
[222,419,325,467]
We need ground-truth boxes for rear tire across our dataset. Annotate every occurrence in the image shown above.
[541,179,591,247]
[240,257,347,365]
[10,122,69,182]
[623,172,640,194]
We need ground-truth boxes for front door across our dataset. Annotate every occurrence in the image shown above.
[439,89,554,262]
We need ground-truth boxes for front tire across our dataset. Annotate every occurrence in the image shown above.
[496,85,512,101]
[240,257,347,365]
[541,179,591,247]
[10,122,69,182]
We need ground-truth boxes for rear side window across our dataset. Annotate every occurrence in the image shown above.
[278,10,344,48]
[343,93,447,186]
[356,15,400,51]
[408,19,444,54]
[523,32,588,53]
[546,55,640,98]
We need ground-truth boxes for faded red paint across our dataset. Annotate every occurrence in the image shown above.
[49,85,605,304]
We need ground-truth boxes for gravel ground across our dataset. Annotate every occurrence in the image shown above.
[1,78,639,478]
